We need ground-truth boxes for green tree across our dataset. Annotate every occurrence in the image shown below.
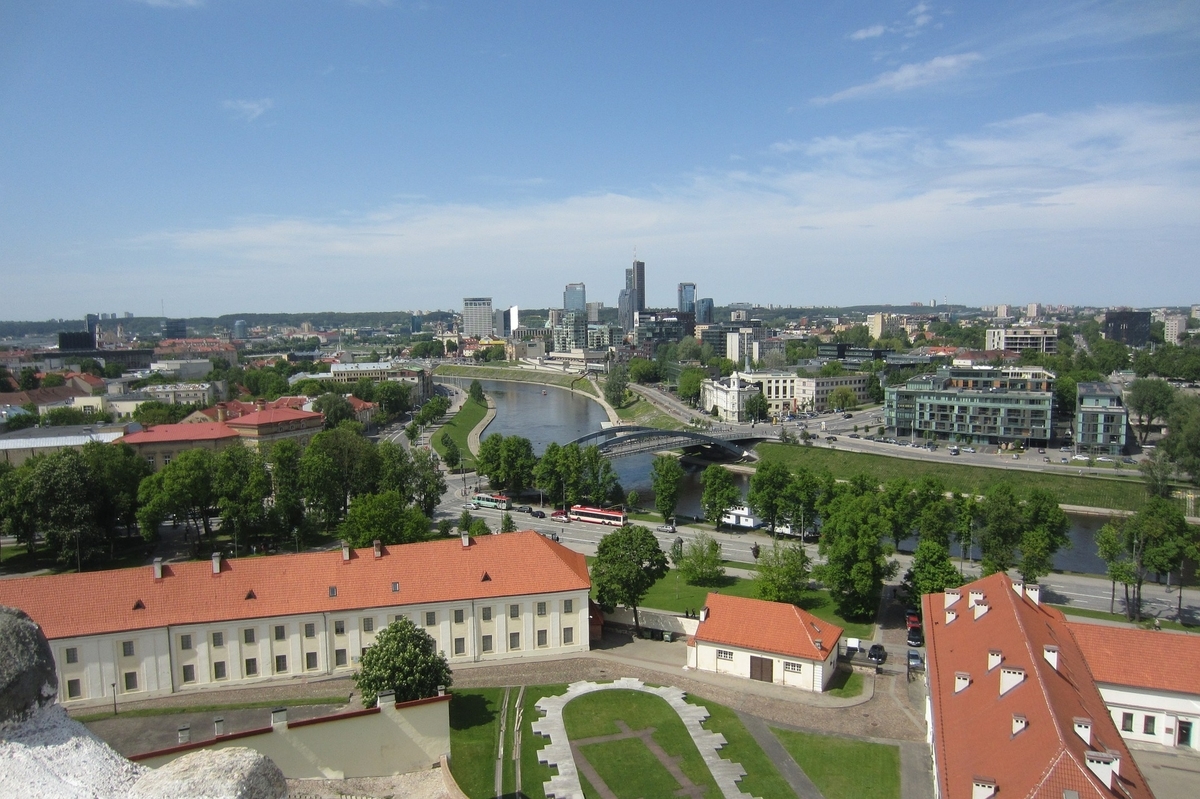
[678,532,724,586]
[1017,488,1071,582]
[500,512,517,533]
[468,517,491,536]
[353,618,452,707]
[977,483,1024,575]
[268,439,306,539]
[591,524,670,632]
[376,441,414,504]
[410,448,447,517]
[781,466,822,537]
[677,367,706,406]
[1161,394,1200,483]
[700,464,739,529]
[468,379,485,404]
[817,361,845,377]
[442,438,462,472]
[300,449,343,531]
[27,450,106,570]
[580,445,620,506]
[650,455,684,522]
[535,442,565,508]
[625,489,640,510]
[748,460,791,534]
[351,377,377,402]
[1126,378,1177,444]
[340,491,431,547]
[137,448,218,541]
[404,421,420,444]
[905,539,964,597]
[375,381,412,417]
[828,386,858,411]
[753,541,810,605]
[1095,498,1189,620]
[214,443,272,555]
[743,393,769,422]
[79,441,151,543]
[314,393,356,429]
[815,492,894,619]
[604,364,629,407]
[132,401,197,426]
[18,367,39,390]
[304,422,379,517]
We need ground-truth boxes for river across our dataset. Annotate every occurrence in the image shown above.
[460,377,1111,575]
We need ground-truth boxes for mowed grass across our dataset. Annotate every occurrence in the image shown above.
[448,688,503,799]
[519,684,568,799]
[823,670,865,699]
[431,396,488,465]
[772,728,901,799]
[612,394,685,430]
[756,442,1152,512]
[435,364,598,396]
[685,696,798,799]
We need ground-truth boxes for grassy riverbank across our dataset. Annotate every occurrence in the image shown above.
[756,442,1151,512]
[430,396,488,467]
[612,394,685,430]
[435,364,597,396]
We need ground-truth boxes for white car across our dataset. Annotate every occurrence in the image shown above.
[1072,454,1089,461]
[962,447,976,453]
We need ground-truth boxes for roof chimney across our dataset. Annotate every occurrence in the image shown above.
[999,666,1025,696]
[973,602,990,620]
[1083,751,1115,789]
[946,609,958,625]
[1012,714,1027,736]
[211,551,221,574]
[1011,579,1024,595]
[1105,748,1122,779]
[255,398,267,411]
[699,606,709,622]
[461,532,470,548]
[968,590,985,608]
[373,539,382,559]
[341,541,350,561]
[1073,717,1092,746]
[1043,644,1059,671]
[971,777,997,799]
[987,649,1002,671]
[955,672,971,693]
[216,403,227,422]
[944,589,961,609]
[1025,584,1041,605]
[153,557,163,580]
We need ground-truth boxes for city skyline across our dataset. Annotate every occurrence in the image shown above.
[2,2,1198,317]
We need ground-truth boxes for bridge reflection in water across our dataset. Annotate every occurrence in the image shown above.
[567,425,768,459]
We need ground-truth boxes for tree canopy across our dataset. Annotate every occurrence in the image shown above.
[650,455,684,522]
[678,532,724,586]
[353,617,452,707]
[753,540,810,606]
[591,525,669,631]
[700,464,739,528]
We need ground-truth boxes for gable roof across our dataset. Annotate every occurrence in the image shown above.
[693,592,841,661]
[119,422,240,445]
[1068,620,1200,696]
[923,572,1154,799]
[0,531,590,640]
[223,407,323,428]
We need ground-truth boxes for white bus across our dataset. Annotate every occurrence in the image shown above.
[567,505,627,526]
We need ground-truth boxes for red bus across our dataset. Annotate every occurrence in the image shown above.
[568,505,627,526]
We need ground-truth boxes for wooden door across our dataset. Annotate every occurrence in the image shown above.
[749,655,773,682]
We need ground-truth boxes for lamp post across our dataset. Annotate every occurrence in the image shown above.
[111,683,117,716]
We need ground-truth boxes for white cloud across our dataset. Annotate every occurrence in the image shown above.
[812,53,982,104]
[114,104,1199,311]
[222,98,274,122]
[850,24,886,41]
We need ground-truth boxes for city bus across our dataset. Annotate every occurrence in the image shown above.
[568,505,627,526]
[472,493,512,510]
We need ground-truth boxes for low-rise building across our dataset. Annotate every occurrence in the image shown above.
[143,383,217,406]
[923,573,1154,799]
[0,422,139,467]
[985,327,1058,354]
[885,365,1055,446]
[0,532,591,707]
[118,422,242,470]
[224,407,325,450]
[686,593,842,692]
[699,373,760,422]
[1075,382,1128,456]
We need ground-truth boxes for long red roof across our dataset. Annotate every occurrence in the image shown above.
[693,592,842,661]
[1068,620,1200,696]
[120,422,240,444]
[0,532,590,640]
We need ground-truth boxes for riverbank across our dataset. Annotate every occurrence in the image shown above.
[435,364,598,396]
[429,395,488,467]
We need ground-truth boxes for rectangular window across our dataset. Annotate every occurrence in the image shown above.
[123,671,138,691]
[1122,713,1134,732]
[245,658,258,676]
[454,637,465,655]
[362,618,374,633]
[482,635,493,653]
[454,609,464,624]
[275,655,287,673]
[563,627,573,644]
[482,607,492,622]
[1144,716,1156,735]
[67,679,81,699]
[213,661,226,680]
[182,664,196,683]
[784,662,802,673]
[563,599,574,614]
[716,650,733,661]
[243,629,255,645]
[537,602,547,617]
[334,620,345,635]
[305,651,318,670]
[121,641,135,658]
[274,625,286,641]
[180,634,193,650]
[509,632,520,650]
[212,632,223,648]
[65,647,78,664]
[537,629,547,647]
[328,586,337,597]
[425,611,436,627]
[510,604,520,619]
[391,581,399,593]
[304,623,316,639]
[335,649,347,667]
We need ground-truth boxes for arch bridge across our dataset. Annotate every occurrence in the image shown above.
[566,425,767,459]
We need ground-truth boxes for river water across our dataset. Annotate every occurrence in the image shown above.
[463,378,1110,575]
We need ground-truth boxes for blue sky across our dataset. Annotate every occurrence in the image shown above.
[1,1,1198,318]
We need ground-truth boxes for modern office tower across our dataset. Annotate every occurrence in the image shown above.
[564,283,586,312]
[232,320,248,340]
[586,302,603,322]
[678,282,696,314]
[618,289,633,331]
[410,314,423,334]
[462,297,494,338]
[1102,310,1151,346]
[161,319,187,339]
[696,297,715,325]
[628,260,645,313]
[492,305,519,338]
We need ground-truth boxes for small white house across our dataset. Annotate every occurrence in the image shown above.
[686,593,842,692]
[720,505,761,529]
[1069,621,1200,751]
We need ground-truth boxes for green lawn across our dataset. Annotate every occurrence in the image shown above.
[431,396,488,465]
[756,442,1154,512]
[435,364,598,396]
[1,536,156,576]
[448,688,504,799]
[611,394,685,430]
[772,728,900,799]
[823,670,865,699]
[1049,603,1197,632]
[685,696,798,799]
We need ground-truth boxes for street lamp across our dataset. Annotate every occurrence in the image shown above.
[111,683,117,716]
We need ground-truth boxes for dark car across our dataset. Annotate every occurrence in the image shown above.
[867,644,887,664]
[530,510,546,519]
[906,628,924,647]
[515,505,533,514]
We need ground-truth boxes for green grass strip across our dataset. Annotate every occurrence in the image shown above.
[448,688,505,799]
[824,670,865,699]
[1049,603,1196,631]
[435,364,597,396]
[772,728,900,799]
[430,396,488,466]
[71,695,347,723]
[686,696,798,798]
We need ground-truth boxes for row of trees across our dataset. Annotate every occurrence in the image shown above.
[472,434,622,508]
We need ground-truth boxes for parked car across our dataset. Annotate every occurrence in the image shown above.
[963,447,976,453]
[849,433,860,439]
[1060,457,1069,464]
[1122,457,1135,464]
[463,502,478,510]
[1037,448,1046,454]
[907,649,924,670]
[515,505,533,514]
[867,644,887,664]
[1043,456,1051,462]
[656,523,676,533]
[826,435,838,442]
[907,628,924,647]
[530,510,546,519]
[906,613,921,630]
[550,510,569,521]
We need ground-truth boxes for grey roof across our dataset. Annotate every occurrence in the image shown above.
[0,429,127,451]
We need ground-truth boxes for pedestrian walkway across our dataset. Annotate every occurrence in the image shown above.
[465,395,496,456]
[736,712,826,799]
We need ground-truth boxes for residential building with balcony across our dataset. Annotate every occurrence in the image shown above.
[985,327,1059,354]
[1075,382,1128,456]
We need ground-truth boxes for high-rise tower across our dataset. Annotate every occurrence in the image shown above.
[678,283,696,314]
[462,297,494,338]
[564,283,586,312]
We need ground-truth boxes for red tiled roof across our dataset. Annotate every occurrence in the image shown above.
[193,398,310,421]
[119,422,240,445]
[923,573,1154,799]
[224,407,323,428]
[1068,621,1200,696]
[0,532,590,640]
[693,593,841,662]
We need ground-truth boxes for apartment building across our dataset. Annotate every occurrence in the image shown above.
[985,327,1058,354]
[1075,382,1128,456]
[0,532,591,708]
